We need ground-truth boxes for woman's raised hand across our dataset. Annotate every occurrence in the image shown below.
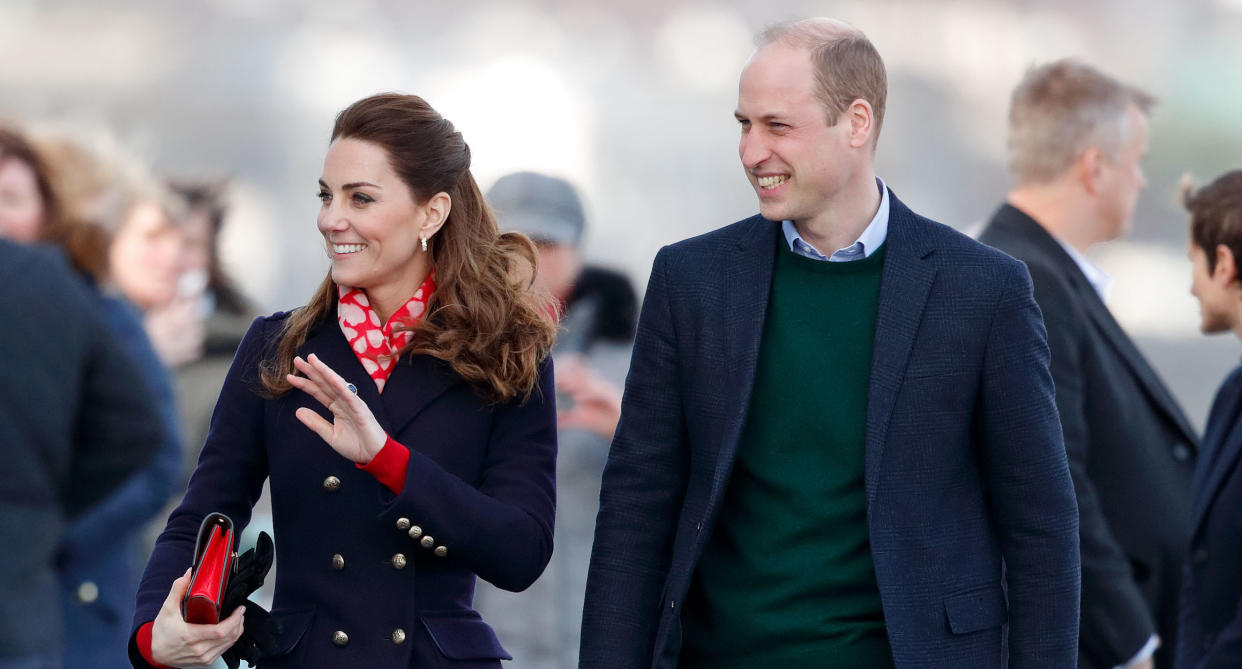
[288,353,388,464]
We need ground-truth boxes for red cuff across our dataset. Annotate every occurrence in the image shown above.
[358,435,409,494]
[137,621,174,668]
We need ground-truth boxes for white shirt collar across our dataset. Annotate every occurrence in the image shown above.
[782,176,889,261]
[1051,234,1112,300]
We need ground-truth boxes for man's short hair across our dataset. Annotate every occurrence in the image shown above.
[1007,59,1156,185]
[1184,170,1242,276]
[757,18,888,145]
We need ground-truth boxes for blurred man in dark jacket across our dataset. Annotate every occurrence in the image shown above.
[979,60,1197,669]
[0,240,162,668]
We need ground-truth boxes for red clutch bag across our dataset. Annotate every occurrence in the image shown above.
[181,512,236,624]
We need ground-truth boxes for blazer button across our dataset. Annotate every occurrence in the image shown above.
[1194,548,1209,563]
[76,581,99,604]
[331,554,345,570]
[323,476,341,492]
[408,525,423,540]
[420,536,435,549]
[1173,443,1192,462]
[434,546,448,558]
[396,517,411,531]
[392,553,407,570]
[332,630,349,646]
[391,628,407,645]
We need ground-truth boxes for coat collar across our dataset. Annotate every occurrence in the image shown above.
[300,320,462,438]
[988,204,1198,446]
[1193,365,1242,534]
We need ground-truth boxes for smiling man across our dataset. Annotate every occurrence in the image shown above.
[580,18,1080,669]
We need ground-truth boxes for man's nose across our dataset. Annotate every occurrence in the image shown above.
[740,132,770,170]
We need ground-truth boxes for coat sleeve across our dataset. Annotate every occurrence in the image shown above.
[580,248,692,669]
[130,316,273,635]
[61,299,183,564]
[1024,261,1156,667]
[374,358,559,593]
[976,261,1081,667]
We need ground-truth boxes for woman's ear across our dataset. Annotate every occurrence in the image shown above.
[420,192,451,240]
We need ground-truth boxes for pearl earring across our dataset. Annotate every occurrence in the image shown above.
[421,236,428,252]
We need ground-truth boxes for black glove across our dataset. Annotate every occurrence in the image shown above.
[220,531,281,669]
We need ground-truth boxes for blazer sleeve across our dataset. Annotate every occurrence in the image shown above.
[130,316,273,635]
[1024,261,1156,667]
[580,247,692,669]
[976,261,1081,667]
[373,358,559,593]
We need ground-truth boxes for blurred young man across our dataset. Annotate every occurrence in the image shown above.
[1178,170,1242,669]
[979,60,1198,669]
[581,18,1080,669]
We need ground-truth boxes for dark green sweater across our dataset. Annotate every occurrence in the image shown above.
[679,236,892,668]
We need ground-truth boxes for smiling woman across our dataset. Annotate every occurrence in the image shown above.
[130,93,560,669]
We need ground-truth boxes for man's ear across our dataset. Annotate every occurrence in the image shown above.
[420,191,451,239]
[1078,148,1104,196]
[1214,243,1238,285]
[846,98,875,149]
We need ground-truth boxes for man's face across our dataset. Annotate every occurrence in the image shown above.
[736,42,856,227]
[1189,241,1236,334]
[1096,105,1149,241]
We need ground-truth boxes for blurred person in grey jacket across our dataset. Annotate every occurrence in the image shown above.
[473,171,637,668]
[0,239,162,668]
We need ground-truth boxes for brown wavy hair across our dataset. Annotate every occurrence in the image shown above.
[260,93,556,403]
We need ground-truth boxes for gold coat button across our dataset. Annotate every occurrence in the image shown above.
[396,517,411,531]
[331,554,345,570]
[76,581,99,604]
[323,476,341,492]
[332,630,349,646]
[434,546,448,558]
[391,628,407,644]
[392,553,407,570]
[408,525,423,540]
[420,536,435,549]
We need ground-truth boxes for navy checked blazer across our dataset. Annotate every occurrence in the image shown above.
[131,312,557,669]
[580,191,1081,669]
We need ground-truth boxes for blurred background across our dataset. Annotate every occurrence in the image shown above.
[3,0,1239,424]
[2,0,1240,665]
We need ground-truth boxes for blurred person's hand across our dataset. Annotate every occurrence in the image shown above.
[1127,659,1154,669]
[145,293,206,368]
[288,353,387,464]
[556,355,623,440]
[150,568,245,667]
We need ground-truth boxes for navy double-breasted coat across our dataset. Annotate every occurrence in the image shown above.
[132,311,557,668]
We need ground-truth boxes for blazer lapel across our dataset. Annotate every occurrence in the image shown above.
[712,217,778,496]
[1193,367,1242,532]
[864,193,937,504]
[1076,276,1199,446]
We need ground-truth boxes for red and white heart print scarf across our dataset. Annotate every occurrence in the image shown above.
[336,272,436,393]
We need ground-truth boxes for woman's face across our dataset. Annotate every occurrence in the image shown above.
[109,200,183,310]
[317,138,434,310]
[0,157,46,242]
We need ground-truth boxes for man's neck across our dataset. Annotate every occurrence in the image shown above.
[1007,185,1101,254]
[794,172,881,255]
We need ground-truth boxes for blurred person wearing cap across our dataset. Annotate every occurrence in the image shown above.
[581,18,1079,669]
[1,126,182,669]
[1177,170,1242,669]
[473,171,637,668]
[0,239,163,668]
[979,60,1197,669]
